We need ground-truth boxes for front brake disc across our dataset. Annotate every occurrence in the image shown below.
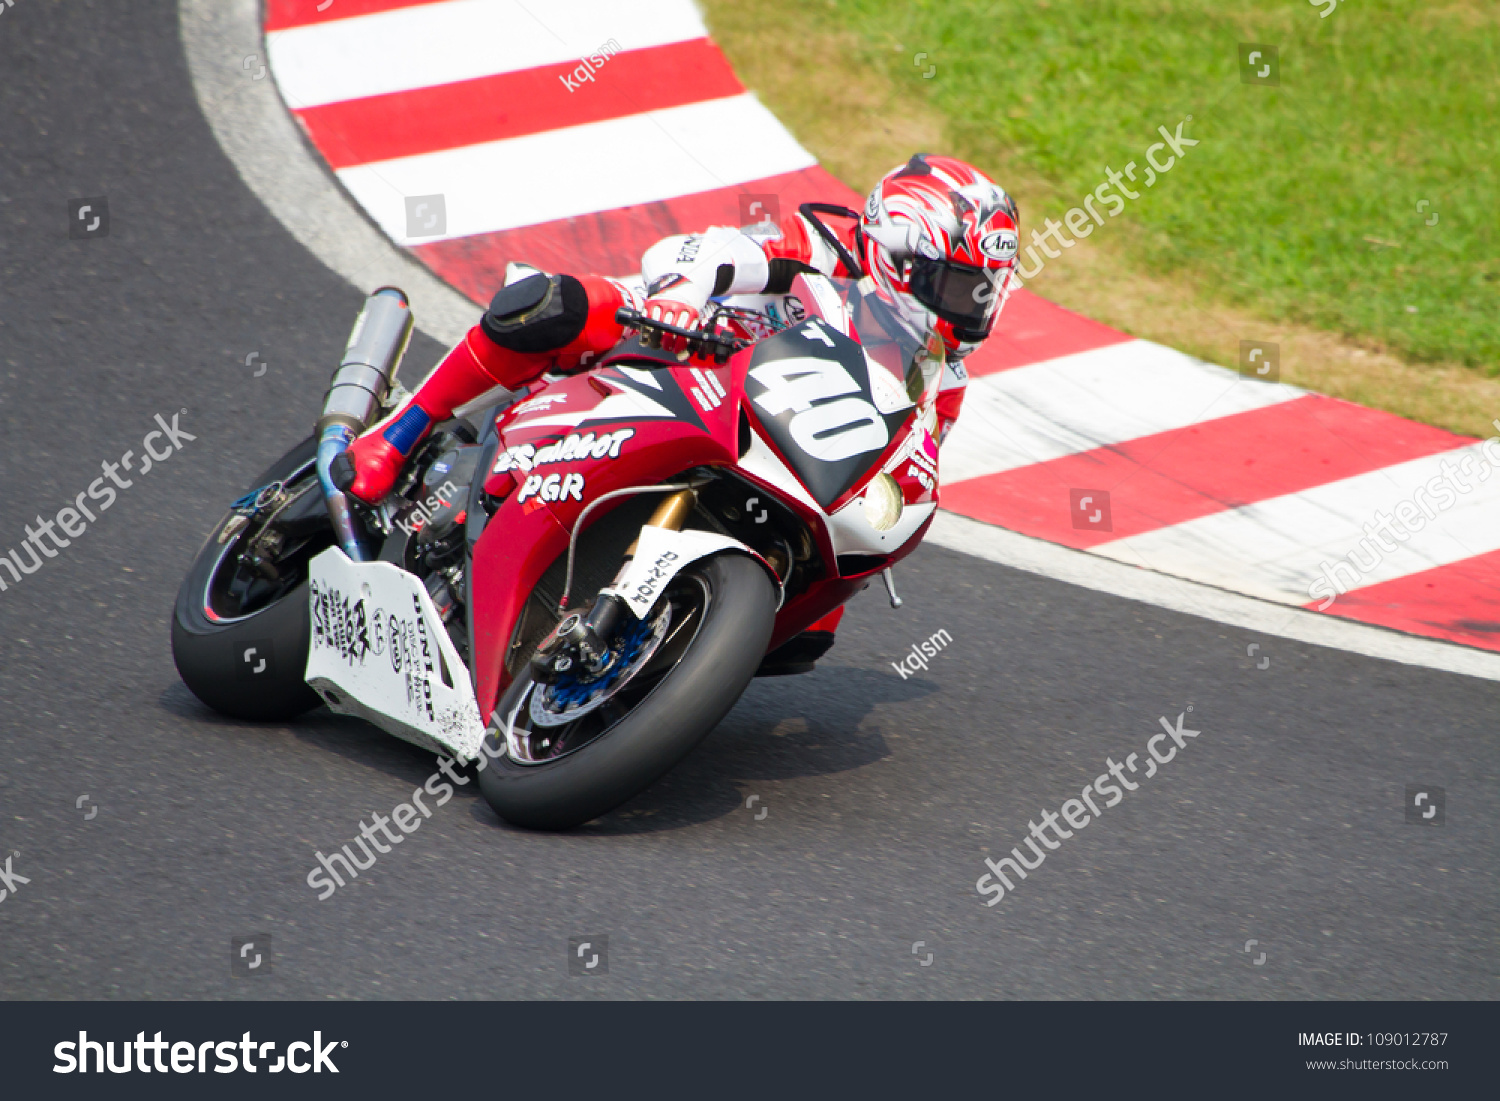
[527,605,672,729]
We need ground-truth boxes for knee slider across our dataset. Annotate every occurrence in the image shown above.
[480,272,589,354]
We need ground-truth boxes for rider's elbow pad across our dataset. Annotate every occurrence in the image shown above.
[479,272,590,354]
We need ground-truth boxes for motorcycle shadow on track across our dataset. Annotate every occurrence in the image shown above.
[502,663,940,836]
[158,663,935,836]
[157,680,451,786]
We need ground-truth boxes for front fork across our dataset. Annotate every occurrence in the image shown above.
[530,487,698,682]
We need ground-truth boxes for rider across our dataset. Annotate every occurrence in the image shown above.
[335,154,1020,668]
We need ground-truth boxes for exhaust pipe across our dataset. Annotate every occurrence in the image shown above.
[316,287,414,561]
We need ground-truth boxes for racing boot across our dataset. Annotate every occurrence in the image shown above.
[336,273,626,504]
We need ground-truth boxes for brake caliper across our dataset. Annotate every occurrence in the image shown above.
[530,606,614,686]
[534,609,658,713]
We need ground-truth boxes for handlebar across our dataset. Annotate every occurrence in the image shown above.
[614,307,750,365]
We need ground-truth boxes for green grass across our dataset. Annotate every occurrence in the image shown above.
[784,0,1498,371]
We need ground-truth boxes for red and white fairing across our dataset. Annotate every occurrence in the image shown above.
[466,273,939,721]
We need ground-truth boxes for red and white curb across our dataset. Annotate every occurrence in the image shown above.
[179,0,1500,678]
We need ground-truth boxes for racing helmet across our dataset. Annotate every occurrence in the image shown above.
[859,154,1019,359]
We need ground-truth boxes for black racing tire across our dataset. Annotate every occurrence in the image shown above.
[477,553,777,830]
[170,436,326,721]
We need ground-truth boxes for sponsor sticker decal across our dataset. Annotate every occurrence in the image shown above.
[978,229,1019,261]
[518,472,586,504]
[492,428,634,474]
[309,579,438,721]
[632,550,680,607]
[511,392,568,416]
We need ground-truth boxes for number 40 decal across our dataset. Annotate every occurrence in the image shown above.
[748,324,889,462]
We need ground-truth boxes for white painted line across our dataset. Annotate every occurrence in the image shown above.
[940,340,1303,485]
[337,94,817,242]
[180,0,479,346]
[1093,439,1497,604]
[925,510,1500,683]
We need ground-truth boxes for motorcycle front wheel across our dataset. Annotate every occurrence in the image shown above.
[476,552,777,830]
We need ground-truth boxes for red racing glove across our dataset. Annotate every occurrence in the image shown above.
[642,273,711,354]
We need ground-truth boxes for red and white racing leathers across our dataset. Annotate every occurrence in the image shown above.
[341,210,971,506]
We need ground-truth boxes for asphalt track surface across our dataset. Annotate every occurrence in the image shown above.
[0,0,1495,1001]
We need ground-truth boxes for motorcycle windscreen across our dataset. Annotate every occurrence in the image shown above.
[743,317,912,511]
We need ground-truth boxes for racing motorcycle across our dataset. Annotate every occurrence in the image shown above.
[172,241,945,830]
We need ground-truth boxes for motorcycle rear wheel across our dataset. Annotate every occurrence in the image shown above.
[476,552,776,830]
[170,435,330,721]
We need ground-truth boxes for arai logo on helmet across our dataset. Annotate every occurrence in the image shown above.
[915,237,943,261]
[978,229,1019,261]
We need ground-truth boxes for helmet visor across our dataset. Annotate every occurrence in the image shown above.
[909,256,1006,340]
